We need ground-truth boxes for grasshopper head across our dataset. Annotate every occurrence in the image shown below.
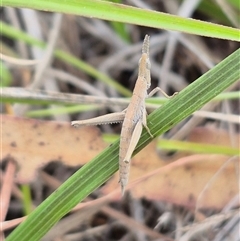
[138,53,151,89]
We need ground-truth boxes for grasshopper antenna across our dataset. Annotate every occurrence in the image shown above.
[142,35,150,55]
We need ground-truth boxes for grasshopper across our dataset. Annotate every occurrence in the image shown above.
[72,35,175,195]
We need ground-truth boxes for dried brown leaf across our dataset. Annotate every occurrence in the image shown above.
[1,114,107,183]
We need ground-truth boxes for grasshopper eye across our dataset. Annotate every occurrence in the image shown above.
[146,59,151,70]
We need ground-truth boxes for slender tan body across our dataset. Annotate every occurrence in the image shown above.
[119,45,153,193]
[72,35,172,195]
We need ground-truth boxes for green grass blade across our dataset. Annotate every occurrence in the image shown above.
[26,105,100,117]
[20,184,32,216]
[6,48,240,241]
[158,140,240,156]
[0,62,12,87]
[2,0,239,41]
[103,134,240,156]
[229,0,240,10]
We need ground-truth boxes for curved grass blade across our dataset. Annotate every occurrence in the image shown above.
[2,0,239,41]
